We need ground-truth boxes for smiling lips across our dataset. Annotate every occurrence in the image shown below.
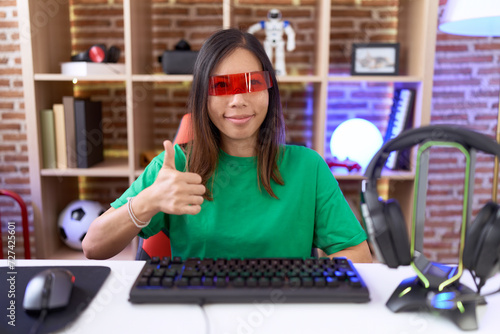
[224,115,254,124]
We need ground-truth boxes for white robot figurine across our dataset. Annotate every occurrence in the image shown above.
[248,9,296,76]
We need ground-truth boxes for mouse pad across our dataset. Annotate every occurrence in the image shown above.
[0,265,110,334]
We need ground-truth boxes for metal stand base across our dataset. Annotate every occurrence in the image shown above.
[386,276,482,331]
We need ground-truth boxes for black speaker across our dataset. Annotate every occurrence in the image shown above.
[159,39,198,74]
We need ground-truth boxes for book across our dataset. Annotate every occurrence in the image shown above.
[62,96,77,168]
[74,99,104,168]
[52,103,67,168]
[384,89,415,170]
[40,109,57,169]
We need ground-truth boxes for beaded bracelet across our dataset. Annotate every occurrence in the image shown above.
[126,197,151,228]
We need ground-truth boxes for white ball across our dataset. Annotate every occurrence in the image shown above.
[330,118,383,170]
[58,200,105,250]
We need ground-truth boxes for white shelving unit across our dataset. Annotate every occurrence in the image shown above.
[18,0,438,259]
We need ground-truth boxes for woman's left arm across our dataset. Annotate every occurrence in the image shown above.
[329,240,373,263]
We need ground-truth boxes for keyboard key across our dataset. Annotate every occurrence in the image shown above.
[271,277,284,287]
[149,277,161,286]
[175,277,189,287]
[183,269,201,277]
[311,271,323,277]
[153,269,165,277]
[240,271,251,278]
[326,277,340,288]
[335,271,346,280]
[137,277,149,286]
[289,277,301,288]
[301,277,313,287]
[246,277,258,287]
[190,277,202,286]
[215,277,227,287]
[202,277,213,287]
[258,277,270,287]
[275,271,285,278]
[201,259,214,267]
[161,277,174,287]
[142,269,153,278]
[232,277,245,287]
[264,271,274,278]
[252,271,263,278]
[215,259,226,266]
[314,277,326,287]
[159,258,170,267]
[248,259,258,267]
[165,268,177,277]
[349,277,362,288]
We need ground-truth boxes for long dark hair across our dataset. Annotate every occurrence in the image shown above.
[186,28,285,200]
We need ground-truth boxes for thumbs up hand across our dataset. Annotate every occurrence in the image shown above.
[150,140,205,215]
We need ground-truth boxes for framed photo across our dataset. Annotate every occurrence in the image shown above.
[351,43,400,76]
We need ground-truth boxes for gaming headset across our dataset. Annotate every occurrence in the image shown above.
[71,44,120,63]
[361,125,500,303]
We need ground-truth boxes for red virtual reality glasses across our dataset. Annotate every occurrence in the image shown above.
[208,71,273,96]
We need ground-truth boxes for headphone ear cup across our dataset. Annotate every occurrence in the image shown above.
[106,46,120,63]
[464,202,500,281]
[87,44,107,63]
[384,199,411,266]
[71,49,90,62]
[463,202,497,270]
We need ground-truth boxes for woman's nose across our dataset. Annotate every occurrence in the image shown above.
[229,92,248,107]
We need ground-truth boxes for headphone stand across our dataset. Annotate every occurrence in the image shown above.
[386,275,480,331]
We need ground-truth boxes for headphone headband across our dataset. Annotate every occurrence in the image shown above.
[364,125,500,185]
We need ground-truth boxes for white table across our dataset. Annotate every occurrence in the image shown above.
[2,260,499,334]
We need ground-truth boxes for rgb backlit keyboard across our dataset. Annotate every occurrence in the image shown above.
[129,256,370,304]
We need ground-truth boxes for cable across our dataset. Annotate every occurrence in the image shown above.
[200,305,211,334]
[28,309,47,334]
[29,273,52,334]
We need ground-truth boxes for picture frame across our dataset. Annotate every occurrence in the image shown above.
[351,43,400,76]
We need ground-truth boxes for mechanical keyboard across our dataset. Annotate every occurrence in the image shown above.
[129,256,370,304]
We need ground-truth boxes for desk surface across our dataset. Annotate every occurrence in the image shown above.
[2,260,499,334]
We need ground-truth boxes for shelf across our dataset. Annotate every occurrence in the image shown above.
[41,158,129,177]
[277,75,322,83]
[34,73,127,82]
[130,74,323,83]
[327,75,422,83]
[19,0,438,259]
[132,74,193,82]
[333,170,415,181]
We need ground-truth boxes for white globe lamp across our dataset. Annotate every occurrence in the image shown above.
[330,118,383,171]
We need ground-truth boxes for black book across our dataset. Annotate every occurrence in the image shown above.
[74,99,104,168]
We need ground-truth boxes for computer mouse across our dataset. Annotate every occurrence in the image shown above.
[23,268,75,312]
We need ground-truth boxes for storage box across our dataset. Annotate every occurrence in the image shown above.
[61,62,126,76]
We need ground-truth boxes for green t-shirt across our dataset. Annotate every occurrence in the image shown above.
[111,144,366,259]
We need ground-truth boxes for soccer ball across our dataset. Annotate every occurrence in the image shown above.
[58,200,105,250]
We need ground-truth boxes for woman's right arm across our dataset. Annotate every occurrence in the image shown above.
[82,186,157,260]
[82,140,205,260]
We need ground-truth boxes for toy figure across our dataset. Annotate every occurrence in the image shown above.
[248,9,296,76]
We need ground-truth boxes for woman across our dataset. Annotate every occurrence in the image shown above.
[83,29,372,262]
